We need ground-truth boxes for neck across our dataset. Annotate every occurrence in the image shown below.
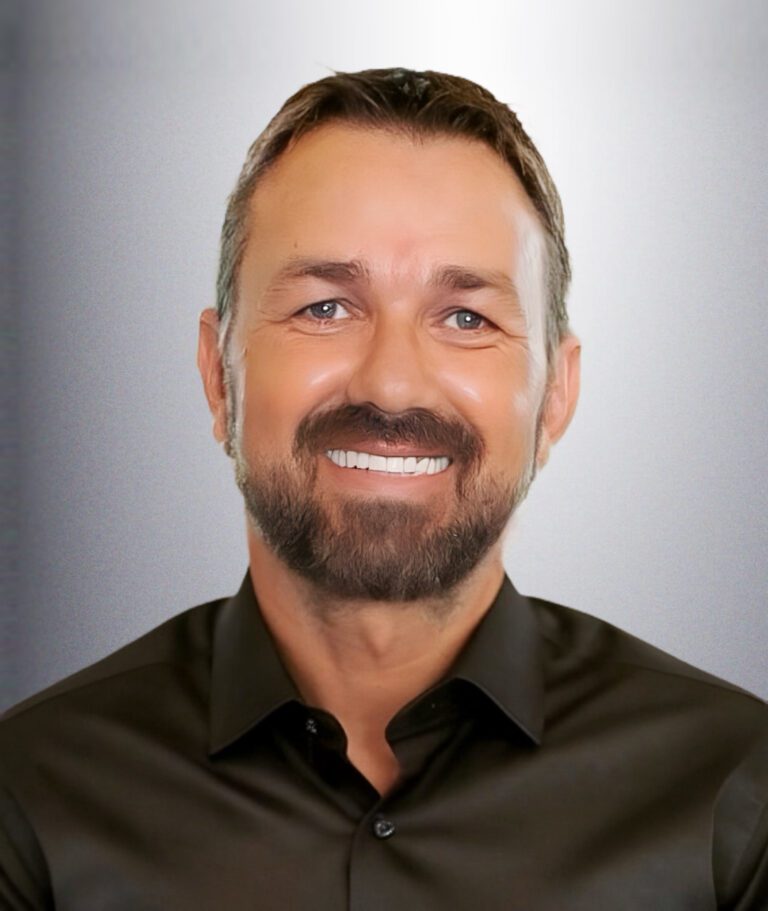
[245,523,506,793]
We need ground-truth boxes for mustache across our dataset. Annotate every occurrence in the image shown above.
[293,403,484,467]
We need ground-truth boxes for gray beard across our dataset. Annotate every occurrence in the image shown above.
[233,434,540,604]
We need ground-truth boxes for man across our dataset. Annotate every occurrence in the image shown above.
[1,67,766,909]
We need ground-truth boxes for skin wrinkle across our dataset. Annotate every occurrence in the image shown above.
[224,241,546,450]
[224,270,547,509]
[260,257,525,315]
[222,159,549,440]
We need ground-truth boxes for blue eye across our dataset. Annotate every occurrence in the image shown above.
[303,300,350,320]
[445,309,487,330]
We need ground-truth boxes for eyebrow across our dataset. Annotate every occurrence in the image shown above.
[264,256,521,303]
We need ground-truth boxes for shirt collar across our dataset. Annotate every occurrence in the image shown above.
[446,574,544,744]
[209,571,302,755]
[209,570,544,755]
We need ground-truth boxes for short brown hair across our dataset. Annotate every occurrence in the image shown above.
[216,67,571,366]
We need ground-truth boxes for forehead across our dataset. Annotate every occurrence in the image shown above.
[240,123,545,316]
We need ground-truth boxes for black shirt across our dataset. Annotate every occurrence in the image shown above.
[1,571,767,910]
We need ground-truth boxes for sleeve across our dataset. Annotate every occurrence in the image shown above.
[713,726,768,910]
[0,783,52,910]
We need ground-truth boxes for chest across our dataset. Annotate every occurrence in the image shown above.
[32,721,722,910]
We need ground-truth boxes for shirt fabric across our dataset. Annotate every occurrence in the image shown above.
[1,570,767,910]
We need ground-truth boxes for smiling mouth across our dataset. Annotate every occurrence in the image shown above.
[325,449,452,476]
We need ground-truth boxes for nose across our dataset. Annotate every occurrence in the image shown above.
[344,314,442,414]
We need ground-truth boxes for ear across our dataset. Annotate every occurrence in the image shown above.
[535,334,581,469]
[197,308,230,448]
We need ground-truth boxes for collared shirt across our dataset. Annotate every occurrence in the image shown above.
[1,571,767,910]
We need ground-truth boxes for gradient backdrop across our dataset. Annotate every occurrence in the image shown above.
[3,0,767,708]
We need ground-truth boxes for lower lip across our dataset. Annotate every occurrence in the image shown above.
[319,454,452,493]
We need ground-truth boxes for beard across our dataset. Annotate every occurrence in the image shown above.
[232,402,542,604]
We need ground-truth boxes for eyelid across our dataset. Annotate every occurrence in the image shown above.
[298,299,352,320]
[294,301,495,334]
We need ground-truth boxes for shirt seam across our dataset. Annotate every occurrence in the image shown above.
[536,625,767,709]
[723,796,768,903]
[1,650,211,724]
[0,777,54,903]
[610,660,768,707]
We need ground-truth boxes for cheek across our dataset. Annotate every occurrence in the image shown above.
[440,357,541,467]
[237,336,352,452]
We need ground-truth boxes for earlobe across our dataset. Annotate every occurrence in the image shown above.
[536,334,581,468]
[197,308,229,446]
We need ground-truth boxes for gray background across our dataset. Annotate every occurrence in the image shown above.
[3,0,767,709]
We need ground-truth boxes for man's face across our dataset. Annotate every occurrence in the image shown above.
[203,124,576,603]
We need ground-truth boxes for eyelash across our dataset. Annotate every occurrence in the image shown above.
[299,300,493,332]
[302,300,349,321]
[443,310,490,331]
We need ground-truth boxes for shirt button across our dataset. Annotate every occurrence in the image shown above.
[373,817,396,839]
[305,717,318,735]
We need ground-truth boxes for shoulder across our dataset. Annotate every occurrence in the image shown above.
[528,593,768,734]
[0,594,226,767]
[527,594,768,902]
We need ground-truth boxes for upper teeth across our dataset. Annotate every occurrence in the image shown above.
[326,450,451,475]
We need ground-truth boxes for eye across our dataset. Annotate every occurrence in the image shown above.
[300,299,350,321]
[444,309,489,331]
